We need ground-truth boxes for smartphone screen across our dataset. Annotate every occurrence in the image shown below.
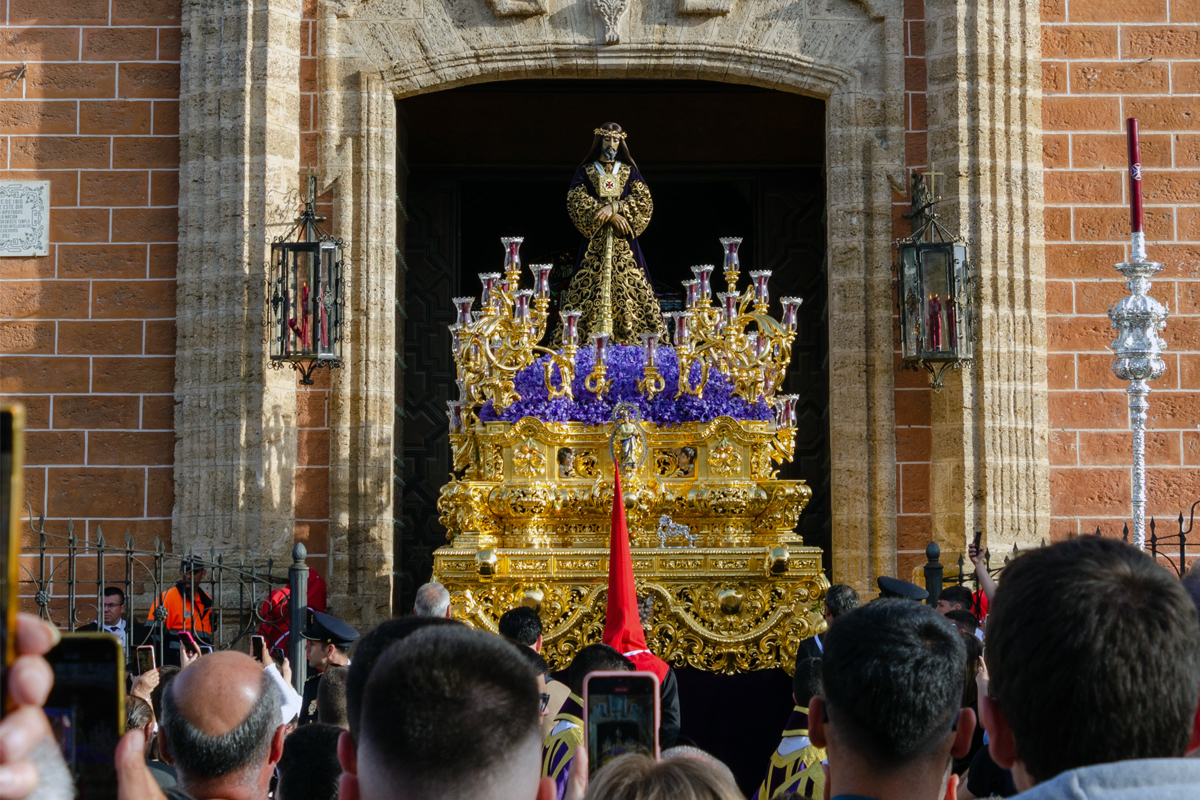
[252,635,266,662]
[1,405,23,715]
[271,647,285,667]
[46,634,125,800]
[584,671,660,775]
[136,645,155,675]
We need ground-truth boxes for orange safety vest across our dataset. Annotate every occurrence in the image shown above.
[147,583,212,635]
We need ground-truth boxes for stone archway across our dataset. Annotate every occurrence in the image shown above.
[319,0,908,615]
[169,0,1048,626]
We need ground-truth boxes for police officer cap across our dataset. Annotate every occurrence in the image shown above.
[877,575,929,601]
[302,610,360,646]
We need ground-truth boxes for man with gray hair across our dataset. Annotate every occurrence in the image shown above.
[413,582,452,618]
[158,651,286,800]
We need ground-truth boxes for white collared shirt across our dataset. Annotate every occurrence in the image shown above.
[104,619,127,651]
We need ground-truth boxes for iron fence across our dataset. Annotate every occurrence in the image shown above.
[923,504,1197,603]
[18,503,310,691]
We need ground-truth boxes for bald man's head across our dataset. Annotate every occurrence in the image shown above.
[162,652,281,784]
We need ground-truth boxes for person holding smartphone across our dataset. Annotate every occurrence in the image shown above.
[146,558,212,666]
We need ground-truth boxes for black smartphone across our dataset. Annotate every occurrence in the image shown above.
[136,644,156,675]
[972,530,983,551]
[178,630,200,658]
[46,633,125,800]
[271,647,285,667]
[583,671,660,776]
[252,635,266,662]
[199,645,213,655]
[1,404,23,715]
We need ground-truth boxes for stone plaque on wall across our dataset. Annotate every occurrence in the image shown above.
[0,181,50,257]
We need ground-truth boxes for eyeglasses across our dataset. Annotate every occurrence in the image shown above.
[539,693,551,713]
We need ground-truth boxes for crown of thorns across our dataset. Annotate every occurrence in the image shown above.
[594,128,628,140]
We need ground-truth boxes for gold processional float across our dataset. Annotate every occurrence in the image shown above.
[433,236,828,674]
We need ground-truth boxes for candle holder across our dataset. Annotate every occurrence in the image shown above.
[479,273,501,313]
[531,264,553,299]
[638,332,666,398]
[502,236,523,278]
[1110,117,1169,549]
[682,279,700,309]
[585,332,612,396]
[720,237,742,294]
[749,270,772,309]
[691,265,714,304]
[780,297,802,331]
[513,289,533,322]
[452,297,474,326]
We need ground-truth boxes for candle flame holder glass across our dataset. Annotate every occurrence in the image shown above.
[683,279,700,309]
[749,270,772,307]
[720,237,742,293]
[479,273,501,310]
[562,310,582,347]
[453,297,474,326]
[780,297,802,331]
[514,290,533,321]
[691,265,714,302]
[532,265,553,298]
[718,292,738,328]
[502,236,524,275]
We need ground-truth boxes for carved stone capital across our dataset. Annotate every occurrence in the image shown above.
[594,0,628,43]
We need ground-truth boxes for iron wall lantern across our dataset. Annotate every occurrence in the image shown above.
[895,172,974,390]
[268,176,345,385]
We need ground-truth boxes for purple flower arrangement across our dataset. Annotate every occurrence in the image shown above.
[478,345,774,427]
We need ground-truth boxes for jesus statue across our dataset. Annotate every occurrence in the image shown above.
[557,123,666,345]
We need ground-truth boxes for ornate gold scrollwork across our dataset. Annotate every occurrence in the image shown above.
[435,544,828,675]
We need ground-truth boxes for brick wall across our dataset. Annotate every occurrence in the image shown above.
[894,0,933,579]
[1,0,181,549]
[1041,0,1200,541]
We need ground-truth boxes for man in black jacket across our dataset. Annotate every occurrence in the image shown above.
[79,586,155,669]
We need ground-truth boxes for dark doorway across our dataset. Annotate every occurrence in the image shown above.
[397,78,831,604]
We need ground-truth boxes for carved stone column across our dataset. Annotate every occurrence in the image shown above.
[174,0,301,556]
[924,0,1051,558]
[321,10,397,625]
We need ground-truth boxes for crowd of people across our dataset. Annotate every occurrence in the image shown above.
[3,535,1200,800]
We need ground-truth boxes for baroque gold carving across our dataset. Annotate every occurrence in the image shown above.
[708,436,742,477]
[434,543,828,674]
[513,436,547,478]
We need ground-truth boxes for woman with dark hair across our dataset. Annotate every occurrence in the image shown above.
[557,123,665,345]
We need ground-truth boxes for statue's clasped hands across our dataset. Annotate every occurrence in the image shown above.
[595,204,632,236]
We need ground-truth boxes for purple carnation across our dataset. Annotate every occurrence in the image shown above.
[477,345,774,427]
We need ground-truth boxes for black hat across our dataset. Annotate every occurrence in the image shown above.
[179,556,206,573]
[302,610,360,647]
[877,575,929,602]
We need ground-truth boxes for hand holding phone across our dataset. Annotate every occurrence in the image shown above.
[135,645,156,676]
[46,633,125,800]
[251,635,267,665]
[178,631,202,669]
[583,671,660,776]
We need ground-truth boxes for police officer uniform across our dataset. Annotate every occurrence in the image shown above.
[876,575,929,602]
[299,610,359,725]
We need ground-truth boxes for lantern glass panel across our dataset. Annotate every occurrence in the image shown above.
[951,243,972,360]
[919,244,952,356]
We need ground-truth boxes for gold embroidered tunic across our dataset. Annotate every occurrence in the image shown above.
[558,161,666,345]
